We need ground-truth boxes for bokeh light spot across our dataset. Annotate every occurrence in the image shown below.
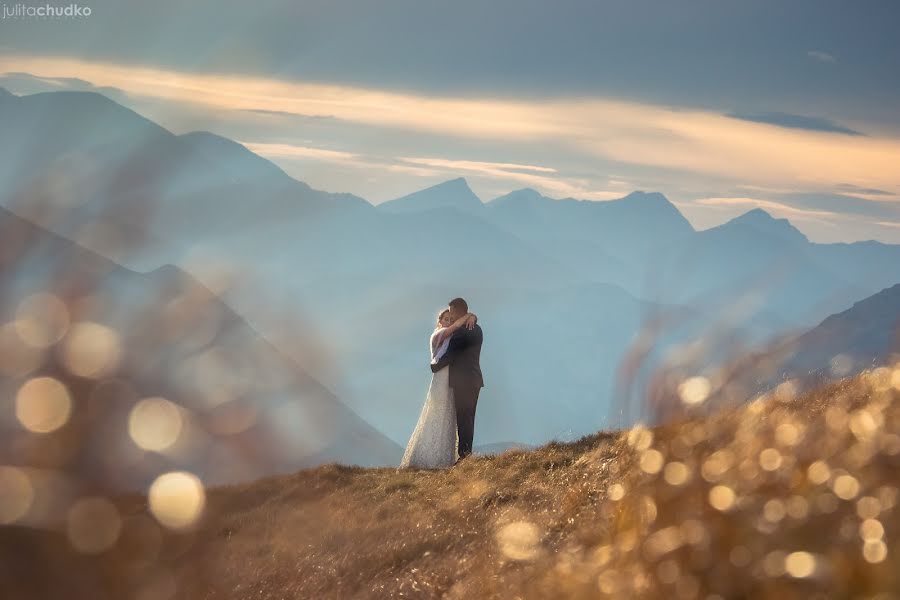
[833,474,861,500]
[807,461,831,485]
[639,449,664,475]
[0,466,34,523]
[66,496,122,554]
[709,485,736,511]
[61,321,121,378]
[15,293,70,349]
[784,551,817,578]
[859,519,884,541]
[148,471,206,530]
[16,376,72,433]
[759,448,783,471]
[663,461,691,486]
[607,483,626,501]
[863,540,888,563]
[496,520,541,561]
[129,397,183,452]
[678,376,711,406]
[857,496,882,519]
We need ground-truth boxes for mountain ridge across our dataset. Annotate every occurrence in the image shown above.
[0,204,402,486]
[378,176,484,214]
[4,87,900,450]
[716,207,809,244]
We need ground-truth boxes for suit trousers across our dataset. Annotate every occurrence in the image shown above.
[452,385,480,458]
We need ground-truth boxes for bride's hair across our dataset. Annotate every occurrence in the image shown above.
[435,308,450,330]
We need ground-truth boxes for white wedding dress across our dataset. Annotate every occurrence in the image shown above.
[399,328,458,468]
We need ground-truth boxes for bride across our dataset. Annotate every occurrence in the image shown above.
[399,308,477,469]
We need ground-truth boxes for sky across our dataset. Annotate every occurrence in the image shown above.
[1,0,899,242]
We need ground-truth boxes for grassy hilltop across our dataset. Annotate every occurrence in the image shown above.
[3,365,900,599]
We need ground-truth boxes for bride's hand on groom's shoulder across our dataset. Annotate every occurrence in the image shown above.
[464,313,477,330]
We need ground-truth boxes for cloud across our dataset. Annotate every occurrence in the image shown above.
[807,50,836,63]
[398,157,557,175]
[395,156,619,200]
[681,192,900,243]
[834,183,894,197]
[727,111,863,136]
[776,192,900,222]
[246,140,451,181]
[243,140,615,200]
[2,54,899,240]
[690,196,839,223]
[241,108,336,121]
[242,142,359,162]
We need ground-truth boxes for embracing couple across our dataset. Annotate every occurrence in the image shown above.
[400,297,484,469]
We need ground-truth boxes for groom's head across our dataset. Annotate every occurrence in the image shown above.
[448,297,468,320]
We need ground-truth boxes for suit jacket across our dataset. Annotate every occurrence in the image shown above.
[430,323,484,390]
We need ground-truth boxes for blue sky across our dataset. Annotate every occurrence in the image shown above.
[1,0,899,242]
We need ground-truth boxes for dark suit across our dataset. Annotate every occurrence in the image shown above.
[431,323,483,458]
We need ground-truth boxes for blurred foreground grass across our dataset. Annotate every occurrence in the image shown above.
[3,364,900,599]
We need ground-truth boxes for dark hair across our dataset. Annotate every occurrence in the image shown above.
[449,297,468,313]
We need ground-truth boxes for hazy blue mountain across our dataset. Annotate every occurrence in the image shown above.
[378,177,484,215]
[0,88,372,269]
[378,184,696,297]
[648,209,871,333]
[723,282,900,403]
[810,240,900,294]
[5,87,900,451]
[485,188,695,256]
[382,184,695,260]
[483,188,696,295]
[302,279,667,444]
[0,203,401,487]
[780,282,900,381]
[378,180,885,336]
[722,208,810,245]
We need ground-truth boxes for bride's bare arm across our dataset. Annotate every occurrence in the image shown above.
[435,312,478,344]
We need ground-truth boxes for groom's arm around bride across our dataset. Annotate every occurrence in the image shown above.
[430,323,482,377]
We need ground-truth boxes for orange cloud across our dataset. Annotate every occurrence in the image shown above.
[691,197,839,222]
[3,54,900,201]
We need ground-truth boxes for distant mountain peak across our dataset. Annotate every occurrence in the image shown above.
[377,176,484,214]
[433,176,477,194]
[506,187,542,199]
[489,187,546,207]
[622,190,667,202]
[724,208,808,243]
[735,207,776,222]
[612,191,683,214]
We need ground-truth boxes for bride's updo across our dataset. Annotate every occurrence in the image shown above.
[435,308,450,330]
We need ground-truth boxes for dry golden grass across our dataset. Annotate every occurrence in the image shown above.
[8,364,898,599]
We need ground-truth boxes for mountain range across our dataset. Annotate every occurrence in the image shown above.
[758,282,900,390]
[1,86,899,456]
[0,200,401,490]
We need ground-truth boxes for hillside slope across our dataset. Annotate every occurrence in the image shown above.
[3,365,900,598]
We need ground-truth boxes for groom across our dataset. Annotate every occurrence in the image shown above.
[430,297,484,462]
